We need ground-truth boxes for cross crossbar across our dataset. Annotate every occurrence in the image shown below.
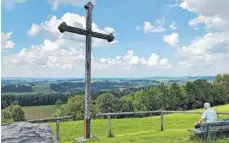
[58,22,114,42]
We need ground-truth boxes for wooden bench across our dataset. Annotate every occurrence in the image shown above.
[188,120,229,140]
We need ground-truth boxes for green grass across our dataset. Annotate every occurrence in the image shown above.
[22,105,57,120]
[1,105,57,120]
[50,104,229,143]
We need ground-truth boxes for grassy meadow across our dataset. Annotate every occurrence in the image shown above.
[22,105,57,120]
[50,104,229,143]
[1,105,57,120]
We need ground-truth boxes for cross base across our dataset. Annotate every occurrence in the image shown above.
[75,136,96,142]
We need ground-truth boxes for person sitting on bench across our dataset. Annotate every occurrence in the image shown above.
[194,103,218,128]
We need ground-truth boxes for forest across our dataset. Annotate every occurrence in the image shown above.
[53,74,229,119]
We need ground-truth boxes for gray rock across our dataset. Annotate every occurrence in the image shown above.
[1,122,58,143]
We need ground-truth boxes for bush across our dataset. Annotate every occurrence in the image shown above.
[9,105,26,121]
[1,111,12,123]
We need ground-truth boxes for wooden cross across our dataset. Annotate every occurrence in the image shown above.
[58,2,114,139]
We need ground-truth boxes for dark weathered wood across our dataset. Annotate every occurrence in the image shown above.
[189,121,229,140]
[58,2,114,139]
[84,2,93,139]
[207,123,211,141]
[56,120,60,141]
[160,110,164,131]
[108,115,112,137]
[1,116,74,126]
[96,111,229,116]
[27,116,74,123]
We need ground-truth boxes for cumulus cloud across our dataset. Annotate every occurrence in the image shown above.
[143,20,166,33]
[2,39,86,70]
[181,0,229,31]
[27,12,117,47]
[163,32,179,46]
[1,32,15,49]
[176,32,229,71]
[27,24,41,36]
[137,18,166,33]
[97,50,170,70]
[177,0,229,73]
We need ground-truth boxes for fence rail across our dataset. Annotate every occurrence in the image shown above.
[96,110,229,116]
[1,115,74,141]
[96,110,229,137]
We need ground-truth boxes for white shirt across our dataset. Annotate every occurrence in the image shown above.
[201,107,218,123]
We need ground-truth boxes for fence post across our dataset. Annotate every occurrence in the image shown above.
[108,115,112,137]
[56,119,60,141]
[160,110,164,131]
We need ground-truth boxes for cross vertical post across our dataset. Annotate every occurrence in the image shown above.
[58,2,114,140]
[84,2,93,139]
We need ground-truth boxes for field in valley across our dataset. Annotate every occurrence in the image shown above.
[1,105,57,120]
[50,104,229,143]
[22,105,57,120]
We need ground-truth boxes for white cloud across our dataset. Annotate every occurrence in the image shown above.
[1,32,15,49]
[27,12,117,47]
[96,50,170,70]
[176,32,229,71]
[169,22,177,30]
[2,0,27,9]
[136,18,166,33]
[140,57,147,65]
[48,0,96,10]
[177,0,229,73]
[147,53,170,68]
[181,0,229,31]
[163,32,179,46]
[27,24,41,36]
[143,21,166,33]
[2,39,85,70]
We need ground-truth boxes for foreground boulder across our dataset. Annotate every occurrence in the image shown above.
[1,122,58,143]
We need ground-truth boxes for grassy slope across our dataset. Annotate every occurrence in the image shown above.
[50,104,229,143]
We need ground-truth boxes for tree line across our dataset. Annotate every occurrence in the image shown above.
[1,84,33,92]
[1,93,70,109]
[53,74,229,119]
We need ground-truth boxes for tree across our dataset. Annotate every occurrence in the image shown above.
[52,94,98,120]
[96,93,123,113]
[9,105,26,121]
[55,99,63,107]
[1,100,8,109]
[169,83,186,110]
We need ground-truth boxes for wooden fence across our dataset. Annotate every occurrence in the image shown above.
[1,115,74,141]
[96,110,229,137]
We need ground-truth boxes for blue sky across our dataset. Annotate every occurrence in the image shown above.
[1,0,229,77]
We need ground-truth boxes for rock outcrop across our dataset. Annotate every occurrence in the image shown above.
[1,122,58,143]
